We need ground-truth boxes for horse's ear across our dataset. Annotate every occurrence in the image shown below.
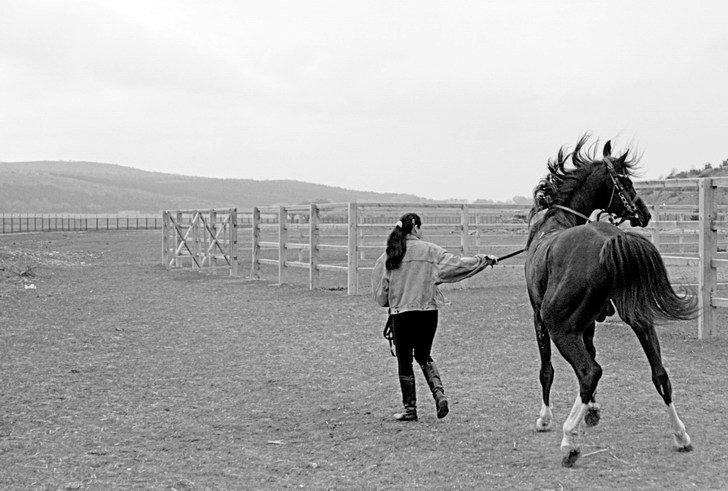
[616,151,629,166]
[603,141,612,158]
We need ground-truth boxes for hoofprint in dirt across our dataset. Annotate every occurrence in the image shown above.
[1,231,727,489]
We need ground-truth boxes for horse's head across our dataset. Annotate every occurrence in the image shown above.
[529,136,652,229]
[598,141,651,227]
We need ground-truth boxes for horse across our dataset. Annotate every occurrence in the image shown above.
[524,136,698,467]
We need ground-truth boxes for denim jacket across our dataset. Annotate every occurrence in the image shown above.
[372,236,492,314]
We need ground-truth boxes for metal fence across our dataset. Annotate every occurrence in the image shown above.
[0,214,163,233]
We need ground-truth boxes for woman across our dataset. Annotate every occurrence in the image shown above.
[372,212,497,421]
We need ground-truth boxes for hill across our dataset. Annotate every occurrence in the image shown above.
[639,160,728,206]
[0,161,429,213]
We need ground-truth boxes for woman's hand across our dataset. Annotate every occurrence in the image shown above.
[476,254,498,267]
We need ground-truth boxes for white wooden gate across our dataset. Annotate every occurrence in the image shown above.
[163,208,238,276]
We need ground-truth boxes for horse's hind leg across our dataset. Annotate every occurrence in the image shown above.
[583,322,601,427]
[533,310,554,432]
[550,330,603,467]
[630,323,692,451]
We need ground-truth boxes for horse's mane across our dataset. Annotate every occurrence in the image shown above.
[527,135,638,226]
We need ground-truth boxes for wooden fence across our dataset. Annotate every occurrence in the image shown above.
[5,179,726,338]
[162,209,238,276]
[249,202,530,294]
[244,180,728,339]
[635,178,728,339]
[0,214,162,233]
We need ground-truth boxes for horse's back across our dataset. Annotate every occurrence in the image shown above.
[528,222,622,267]
[526,222,624,306]
[553,221,622,255]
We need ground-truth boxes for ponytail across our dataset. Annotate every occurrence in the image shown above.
[385,213,422,270]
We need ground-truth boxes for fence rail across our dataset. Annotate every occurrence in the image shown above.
[0,214,163,233]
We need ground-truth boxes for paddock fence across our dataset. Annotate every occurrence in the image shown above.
[238,178,727,339]
[248,202,530,295]
[635,178,728,339]
[0,213,163,233]
[3,178,726,338]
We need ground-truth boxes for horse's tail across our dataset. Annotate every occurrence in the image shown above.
[600,231,698,328]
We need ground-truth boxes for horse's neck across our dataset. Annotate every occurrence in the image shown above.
[562,195,594,223]
[526,208,583,247]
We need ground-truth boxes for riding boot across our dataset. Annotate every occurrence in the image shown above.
[420,360,449,419]
[393,375,417,421]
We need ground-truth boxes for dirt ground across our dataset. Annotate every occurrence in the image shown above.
[1,230,727,489]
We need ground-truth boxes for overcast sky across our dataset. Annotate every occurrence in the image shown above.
[2,1,727,202]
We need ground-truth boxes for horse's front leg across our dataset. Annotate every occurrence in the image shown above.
[533,311,554,432]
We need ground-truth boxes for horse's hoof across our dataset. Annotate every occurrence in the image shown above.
[677,443,694,453]
[561,449,581,468]
[673,433,692,451]
[535,418,552,432]
[584,408,600,427]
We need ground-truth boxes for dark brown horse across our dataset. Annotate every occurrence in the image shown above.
[525,136,697,467]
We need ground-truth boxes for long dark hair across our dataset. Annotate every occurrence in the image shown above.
[385,213,422,270]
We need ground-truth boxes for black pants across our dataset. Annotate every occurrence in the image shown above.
[391,310,438,377]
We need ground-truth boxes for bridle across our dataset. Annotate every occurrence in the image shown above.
[604,158,642,225]
[539,158,642,226]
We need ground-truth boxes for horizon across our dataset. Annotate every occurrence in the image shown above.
[0,159,523,202]
[0,157,721,205]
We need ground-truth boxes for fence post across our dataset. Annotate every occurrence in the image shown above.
[208,209,217,271]
[251,207,261,279]
[162,211,170,268]
[309,204,320,289]
[190,211,199,270]
[698,178,718,339]
[279,206,288,284]
[359,228,367,260]
[230,208,239,277]
[174,211,183,267]
[650,204,661,252]
[348,202,359,295]
[460,204,470,255]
